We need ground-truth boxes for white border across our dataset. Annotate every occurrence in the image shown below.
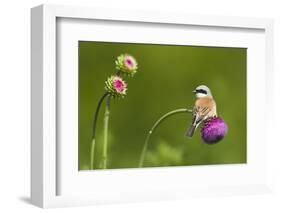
[31,4,274,208]
[57,18,265,196]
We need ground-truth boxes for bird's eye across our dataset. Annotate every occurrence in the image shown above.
[196,89,207,94]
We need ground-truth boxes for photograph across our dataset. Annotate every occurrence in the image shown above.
[78,41,247,170]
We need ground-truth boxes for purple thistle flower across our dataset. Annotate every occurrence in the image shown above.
[201,117,228,144]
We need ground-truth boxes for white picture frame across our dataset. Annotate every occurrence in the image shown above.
[31,4,274,208]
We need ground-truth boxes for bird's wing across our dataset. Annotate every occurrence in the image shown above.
[192,106,210,126]
[187,106,210,137]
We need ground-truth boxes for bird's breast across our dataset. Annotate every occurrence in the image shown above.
[195,97,217,116]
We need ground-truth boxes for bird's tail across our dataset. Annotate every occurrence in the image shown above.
[186,125,196,137]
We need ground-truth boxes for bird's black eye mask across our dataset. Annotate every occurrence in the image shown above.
[196,89,207,94]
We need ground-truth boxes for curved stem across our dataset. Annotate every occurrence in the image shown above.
[138,108,192,168]
[102,96,112,169]
[90,92,109,170]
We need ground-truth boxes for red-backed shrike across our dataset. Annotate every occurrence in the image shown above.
[186,85,217,137]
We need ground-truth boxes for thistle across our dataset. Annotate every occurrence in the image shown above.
[201,117,228,144]
[115,54,138,76]
[90,54,138,170]
[139,111,228,167]
[105,76,127,98]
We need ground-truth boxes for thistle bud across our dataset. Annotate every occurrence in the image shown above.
[115,54,138,76]
[105,76,127,98]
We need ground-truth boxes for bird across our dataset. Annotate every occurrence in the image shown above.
[186,85,217,137]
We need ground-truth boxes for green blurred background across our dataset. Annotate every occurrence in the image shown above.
[79,41,247,170]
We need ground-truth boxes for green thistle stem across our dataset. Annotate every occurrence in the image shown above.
[102,96,112,169]
[138,108,193,168]
[90,92,109,170]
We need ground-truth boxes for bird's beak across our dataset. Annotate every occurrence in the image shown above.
[192,90,196,93]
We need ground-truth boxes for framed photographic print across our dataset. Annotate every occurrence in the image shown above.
[31,4,274,208]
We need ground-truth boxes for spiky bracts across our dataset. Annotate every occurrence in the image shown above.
[105,76,127,98]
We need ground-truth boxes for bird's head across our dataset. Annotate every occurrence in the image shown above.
[193,85,213,98]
